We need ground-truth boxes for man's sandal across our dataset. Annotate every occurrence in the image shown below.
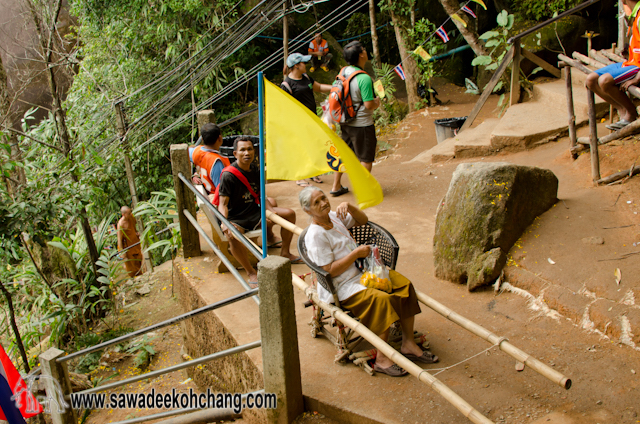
[605,119,631,131]
[403,350,439,364]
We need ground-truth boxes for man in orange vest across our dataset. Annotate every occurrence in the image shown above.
[190,123,231,202]
[586,0,640,130]
[308,32,332,72]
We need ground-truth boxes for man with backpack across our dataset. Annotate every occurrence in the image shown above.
[217,138,301,287]
[330,40,380,197]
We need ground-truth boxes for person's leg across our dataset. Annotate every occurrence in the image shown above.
[331,171,343,192]
[266,197,280,244]
[373,328,394,368]
[321,53,333,67]
[599,73,638,122]
[270,206,297,259]
[398,316,423,357]
[351,125,377,173]
[227,226,258,284]
[361,161,372,172]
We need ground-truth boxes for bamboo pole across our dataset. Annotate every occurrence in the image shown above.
[265,211,572,390]
[572,51,604,69]
[589,49,614,66]
[290,274,495,424]
[586,88,601,182]
[600,49,625,63]
[414,292,571,389]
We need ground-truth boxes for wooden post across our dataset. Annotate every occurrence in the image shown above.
[39,348,77,424]
[510,43,521,106]
[170,144,201,258]
[114,101,154,273]
[282,3,289,66]
[258,256,304,424]
[563,66,578,159]
[460,46,515,132]
[619,1,626,54]
[586,89,601,182]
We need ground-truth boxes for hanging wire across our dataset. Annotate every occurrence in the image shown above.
[135,0,369,150]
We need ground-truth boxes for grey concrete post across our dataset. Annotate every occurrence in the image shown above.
[39,348,77,424]
[258,256,304,423]
[196,110,216,129]
[170,144,202,258]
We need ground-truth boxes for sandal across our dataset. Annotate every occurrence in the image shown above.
[288,256,304,265]
[329,186,349,197]
[296,180,310,187]
[403,350,439,364]
[605,119,631,131]
[267,239,282,248]
[310,176,323,183]
[373,363,408,377]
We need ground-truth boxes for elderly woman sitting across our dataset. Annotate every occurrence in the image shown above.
[299,186,438,377]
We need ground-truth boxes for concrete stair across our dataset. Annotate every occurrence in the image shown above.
[412,76,610,164]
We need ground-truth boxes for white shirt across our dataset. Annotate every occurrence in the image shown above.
[304,211,366,304]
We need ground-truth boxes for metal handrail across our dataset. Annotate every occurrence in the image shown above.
[75,340,262,395]
[507,0,599,44]
[178,172,262,260]
[57,288,258,363]
[182,209,260,304]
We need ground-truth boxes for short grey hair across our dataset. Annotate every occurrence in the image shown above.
[298,186,323,211]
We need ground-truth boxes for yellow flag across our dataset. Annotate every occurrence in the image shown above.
[264,79,383,210]
[373,80,385,99]
[471,0,487,10]
[414,45,432,61]
[451,13,467,27]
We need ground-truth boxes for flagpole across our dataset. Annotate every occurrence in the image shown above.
[257,71,267,259]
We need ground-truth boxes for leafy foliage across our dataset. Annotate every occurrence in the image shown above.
[509,0,582,21]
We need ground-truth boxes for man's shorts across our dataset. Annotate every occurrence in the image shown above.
[594,62,640,84]
[341,124,377,163]
[230,213,261,232]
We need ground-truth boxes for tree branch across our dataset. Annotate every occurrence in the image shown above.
[4,127,64,152]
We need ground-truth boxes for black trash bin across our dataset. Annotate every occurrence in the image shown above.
[434,117,467,144]
[220,135,259,159]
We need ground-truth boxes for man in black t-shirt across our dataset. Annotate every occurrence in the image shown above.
[218,138,301,286]
[281,53,332,187]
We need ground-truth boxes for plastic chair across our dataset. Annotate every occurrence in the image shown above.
[297,221,400,374]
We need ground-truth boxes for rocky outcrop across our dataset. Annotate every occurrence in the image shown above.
[433,162,558,291]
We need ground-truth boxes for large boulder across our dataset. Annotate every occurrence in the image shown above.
[433,162,558,291]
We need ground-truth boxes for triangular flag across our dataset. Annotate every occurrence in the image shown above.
[373,80,385,99]
[471,0,487,10]
[0,345,42,422]
[264,80,383,209]
[414,45,432,61]
[451,13,467,27]
[461,5,477,18]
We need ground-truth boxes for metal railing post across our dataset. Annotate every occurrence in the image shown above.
[39,348,77,424]
[170,144,201,258]
[258,256,303,423]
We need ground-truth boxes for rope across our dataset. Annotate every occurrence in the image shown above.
[420,337,508,378]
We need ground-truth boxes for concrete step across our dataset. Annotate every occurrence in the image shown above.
[411,118,499,164]
[532,79,608,122]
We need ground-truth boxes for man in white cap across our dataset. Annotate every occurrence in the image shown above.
[281,52,332,187]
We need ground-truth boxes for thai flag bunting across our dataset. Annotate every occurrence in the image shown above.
[436,26,450,43]
[393,64,406,81]
[0,345,41,423]
[462,5,477,18]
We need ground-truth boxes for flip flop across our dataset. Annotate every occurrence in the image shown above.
[248,280,258,289]
[329,186,349,197]
[373,363,408,377]
[310,176,323,183]
[289,256,304,265]
[605,119,631,131]
[267,239,283,248]
[296,180,311,187]
[403,350,439,364]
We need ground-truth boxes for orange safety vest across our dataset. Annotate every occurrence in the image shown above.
[308,39,328,54]
[625,8,640,68]
[191,146,231,192]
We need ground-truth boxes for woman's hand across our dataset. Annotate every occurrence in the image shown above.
[354,244,371,258]
[336,202,351,219]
